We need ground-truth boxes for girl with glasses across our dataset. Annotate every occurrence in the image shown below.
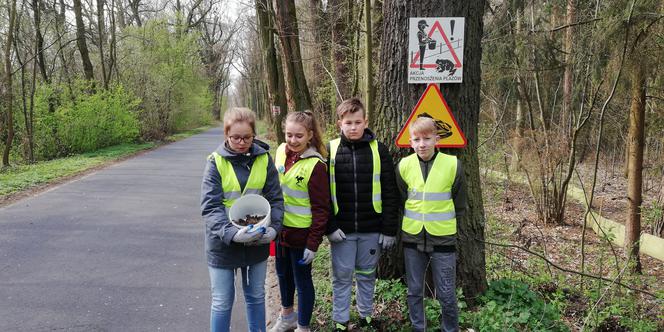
[201,108,284,332]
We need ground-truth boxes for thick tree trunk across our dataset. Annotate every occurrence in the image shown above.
[364,0,374,123]
[375,0,487,304]
[256,0,286,142]
[329,0,352,102]
[274,0,313,113]
[2,0,17,167]
[73,0,95,81]
[626,60,645,274]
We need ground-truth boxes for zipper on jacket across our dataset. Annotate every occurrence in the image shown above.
[422,157,430,250]
[352,144,358,232]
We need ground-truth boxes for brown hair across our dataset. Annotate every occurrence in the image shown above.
[223,108,256,136]
[409,117,438,136]
[284,110,328,158]
[335,97,365,120]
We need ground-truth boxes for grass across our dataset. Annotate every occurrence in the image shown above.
[0,124,215,199]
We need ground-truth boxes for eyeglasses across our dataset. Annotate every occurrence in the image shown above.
[228,135,255,144]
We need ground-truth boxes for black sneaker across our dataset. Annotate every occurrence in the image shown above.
[333,321,348,331]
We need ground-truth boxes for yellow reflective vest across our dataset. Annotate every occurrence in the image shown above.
[399,152,457,236]
[328,138,382,215]
[211,152,268,208]
[275,143,321,228]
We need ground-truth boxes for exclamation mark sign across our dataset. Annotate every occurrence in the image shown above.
[450,20,455,41]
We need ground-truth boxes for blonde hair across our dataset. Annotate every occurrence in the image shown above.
[335,97,365,120]
[223,108,256,136]
[284,110,328,158]
[409,117,438,136]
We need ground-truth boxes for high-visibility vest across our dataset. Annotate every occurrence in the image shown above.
[329,138,382,215]
[399,153,457,236]
[210,152,268,208]
[275,143,321,228]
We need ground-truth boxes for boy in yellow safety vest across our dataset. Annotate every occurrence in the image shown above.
[326,98,400,331]
[396,117,467,332]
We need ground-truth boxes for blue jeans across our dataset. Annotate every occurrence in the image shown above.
[209,260,267,332]
[274,243,315,327]
[404,248,458,332]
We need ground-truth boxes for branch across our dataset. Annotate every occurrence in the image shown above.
[546,18,602,33]
[480,239,657,297]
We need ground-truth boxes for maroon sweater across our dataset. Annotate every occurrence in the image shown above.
[278,147,330,252]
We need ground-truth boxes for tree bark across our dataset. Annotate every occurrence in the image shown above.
[257,0,286,142]
[32,0,49,83]
[364,0,374,123]
[274,0,313,113]
[626,58,645,274]
[374,0,487,304]
[97,0,109,89]
[561,0,575,137]
[73,0,95,81]
[2,0,18,167]
[329,0,352,102]
[307,0,331,121]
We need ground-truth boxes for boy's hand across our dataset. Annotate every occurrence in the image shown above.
[379,234,396,250]
[232,225,265,243]
[327,229,346,243]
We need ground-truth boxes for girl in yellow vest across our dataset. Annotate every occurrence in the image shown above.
[396,117,467,332]
[201,108,284,332]
[270,111,330,332]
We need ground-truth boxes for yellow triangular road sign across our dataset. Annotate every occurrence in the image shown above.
[396,84,466,148]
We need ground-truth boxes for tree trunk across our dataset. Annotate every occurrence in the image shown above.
[256,0,286,142]
[73,0,95,81]
[2,0,18,167]
[626,59,645,274]
[364,0,374,123]
[306,0,333,125]
[32,0,49,83]
[374,0,487,304]
[274,0,313,113]
[97,0,109,89]
[329,0,352,102]
[561,0,575,137]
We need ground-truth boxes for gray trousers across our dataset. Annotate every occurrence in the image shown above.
[330,232,381,323]
[404,247,458,332]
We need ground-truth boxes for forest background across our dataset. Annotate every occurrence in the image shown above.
[0,0,662,331]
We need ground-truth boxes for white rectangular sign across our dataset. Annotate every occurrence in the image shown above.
[408,17,464,84]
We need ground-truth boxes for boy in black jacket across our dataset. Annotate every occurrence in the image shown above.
[326,98,399,331]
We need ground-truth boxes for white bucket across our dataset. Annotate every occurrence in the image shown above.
[228,194,271,229]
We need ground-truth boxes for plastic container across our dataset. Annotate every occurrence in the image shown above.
[228,194,271,229]
[428,40,437,50]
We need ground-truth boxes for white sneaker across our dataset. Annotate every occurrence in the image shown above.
[269,314,298,332]
[294,326,310,332]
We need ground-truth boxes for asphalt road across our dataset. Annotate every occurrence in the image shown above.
[0,127,248,331]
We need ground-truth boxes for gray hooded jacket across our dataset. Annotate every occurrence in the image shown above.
[200,139,284,269]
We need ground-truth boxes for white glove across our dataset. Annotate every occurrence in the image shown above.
[298,249,316,265]
[378,234,396,250]
[327,229,346,243]
[249,227,277,245]
[232,225,265,243]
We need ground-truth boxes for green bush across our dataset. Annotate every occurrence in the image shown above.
[30,81,140,159]
[464,278,569,332]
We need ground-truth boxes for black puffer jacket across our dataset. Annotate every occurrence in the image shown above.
[326,129,399,236]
